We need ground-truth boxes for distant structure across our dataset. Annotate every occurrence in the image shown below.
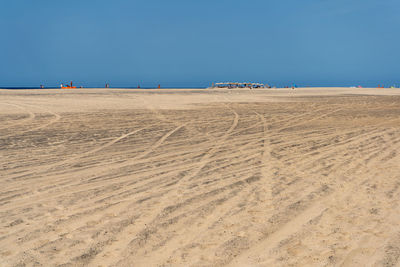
[61,81,77,89]
[213,82,266,89]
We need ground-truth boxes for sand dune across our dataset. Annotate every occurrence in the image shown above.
[1,88,400,266]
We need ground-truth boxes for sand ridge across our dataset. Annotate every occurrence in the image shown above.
[1,88,400,266]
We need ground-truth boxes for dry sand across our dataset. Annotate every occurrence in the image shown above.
[1,87,400,266]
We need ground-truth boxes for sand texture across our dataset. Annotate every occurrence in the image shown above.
[1,88,400,266]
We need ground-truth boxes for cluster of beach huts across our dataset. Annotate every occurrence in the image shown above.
[212,82,271,89]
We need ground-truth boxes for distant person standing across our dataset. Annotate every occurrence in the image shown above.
[158,84,161,89]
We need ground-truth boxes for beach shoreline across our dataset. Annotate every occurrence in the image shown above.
[1,88,400,266]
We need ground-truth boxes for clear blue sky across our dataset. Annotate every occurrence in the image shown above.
[1,0,399,87]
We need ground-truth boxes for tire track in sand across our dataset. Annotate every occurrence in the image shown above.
[99,101,340,266]
[0,102,35,131]
[35,101,245,205]
[1,124,184,207]
[0,102,60,139]
[228,118,400,266]
[88,101,240,267]
[122,107,273,266]
[123,104,350,265]
[228,134,400,266]
[0,123,188,258]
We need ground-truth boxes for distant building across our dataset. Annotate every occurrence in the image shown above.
[213,82,266,89]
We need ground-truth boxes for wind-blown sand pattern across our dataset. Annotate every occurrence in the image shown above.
[1,88,400,266]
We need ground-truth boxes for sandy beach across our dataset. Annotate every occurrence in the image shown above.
[1,87,400,266]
